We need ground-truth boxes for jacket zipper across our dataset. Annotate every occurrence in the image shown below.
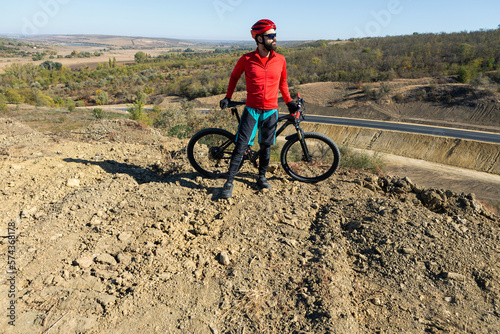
[262,52,274,108]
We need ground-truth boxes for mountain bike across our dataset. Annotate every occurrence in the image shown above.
[186,94,340,183]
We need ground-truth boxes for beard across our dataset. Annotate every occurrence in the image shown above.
[264,39,277,52]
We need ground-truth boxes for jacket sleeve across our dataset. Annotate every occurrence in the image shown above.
[226,56,246,99]
[279,59,293,104]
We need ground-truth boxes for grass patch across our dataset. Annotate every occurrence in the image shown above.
[339,146,385,173]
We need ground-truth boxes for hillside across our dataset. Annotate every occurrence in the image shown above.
[1,118,498,333]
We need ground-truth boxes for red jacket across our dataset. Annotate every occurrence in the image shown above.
[226,49,292,109]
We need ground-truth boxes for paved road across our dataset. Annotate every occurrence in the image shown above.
[301,114,500,144]
[110,105,500,144]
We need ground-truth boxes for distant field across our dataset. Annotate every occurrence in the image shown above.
[0,34,225,72]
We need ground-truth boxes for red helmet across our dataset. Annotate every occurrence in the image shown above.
[251,19,276,39]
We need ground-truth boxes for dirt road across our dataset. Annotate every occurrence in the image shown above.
[382,152,500,212]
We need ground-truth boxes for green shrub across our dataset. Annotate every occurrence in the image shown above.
[339,146,385,173]
[34,90,54,107]
[168,124,190,138]
[0,93,7,110]
[96,91,109,105]
[458,67,473,83]
[5,88,24,104]
[93,108,105,119]
[66,98,76,112]
[128,99,149,125]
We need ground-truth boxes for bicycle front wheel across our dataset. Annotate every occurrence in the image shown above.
[187,128,236,179]
[281,132,340,183]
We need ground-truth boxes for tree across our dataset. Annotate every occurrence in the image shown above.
[458,66,472,83]
[40,60,62,70]
[134,51,148,64]
[5,88,24,104]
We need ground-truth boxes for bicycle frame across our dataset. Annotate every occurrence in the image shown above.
[228,94,312,164]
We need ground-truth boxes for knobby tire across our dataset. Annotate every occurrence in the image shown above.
[187,128,236,179]
[280,132,340,183]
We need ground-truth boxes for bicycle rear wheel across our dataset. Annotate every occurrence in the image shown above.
[187,128,236,179]
[281,132,340,183]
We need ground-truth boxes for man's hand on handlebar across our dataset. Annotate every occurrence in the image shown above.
[220,97,231,110]
[287,101,299,114]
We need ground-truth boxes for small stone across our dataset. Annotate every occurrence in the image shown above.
[67,179,81,187]
[97,295,116,308]
[62,270,70,279]
[118,232,132,242]
[371,298,382,306]
[95,253,117,266]
[75,255,95,268]
[365,183,378,192]
[116,253,131,266]
[44,274,55,285]
[402,247,416,255]
[20,207,37,219]
[219,252,230,266]
[426,229,441,239]
[184,259,197,271]
[158,273,172,281]
[195,226,209,236]
[267,165,278,173]
[194,269,204,279]
[443,272,466,281]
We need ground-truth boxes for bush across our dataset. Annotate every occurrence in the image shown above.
[39,61,62,70]
[168,124,190,139]
[134,51,148,64]
[66,98,76,112]
[339,146,385,173]
[5,88,24,104]
[458,67,473,83]
[34,90,54,107]
[96,91,109,105]
[92,108,105,119]
[0,93,7,110]
[128,99,149,125]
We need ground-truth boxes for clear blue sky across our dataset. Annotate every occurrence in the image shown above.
[2,0,499,41]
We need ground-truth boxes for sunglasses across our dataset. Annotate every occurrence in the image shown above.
[263,33,277,39]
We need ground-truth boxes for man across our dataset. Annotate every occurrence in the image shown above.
[219,19,298,199]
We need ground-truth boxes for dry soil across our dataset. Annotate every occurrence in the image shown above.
[1,118,498,333]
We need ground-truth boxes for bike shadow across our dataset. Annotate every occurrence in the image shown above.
[63,158,204,189]
[63,158,280,200]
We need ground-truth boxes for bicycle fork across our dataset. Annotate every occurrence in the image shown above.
[296,126,312,163]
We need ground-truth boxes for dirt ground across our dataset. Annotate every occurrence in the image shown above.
[0,117,498,333]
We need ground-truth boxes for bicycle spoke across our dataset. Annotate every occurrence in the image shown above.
[281,133,340,183]
[187,129,236,178]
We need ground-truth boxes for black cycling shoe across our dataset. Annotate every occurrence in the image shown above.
[221,182,233,199]
[257,176,272,190]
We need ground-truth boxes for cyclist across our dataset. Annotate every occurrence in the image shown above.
[219,19,298,199]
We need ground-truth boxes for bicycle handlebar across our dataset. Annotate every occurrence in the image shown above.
[223,95,305,114]
[227,101,246,108]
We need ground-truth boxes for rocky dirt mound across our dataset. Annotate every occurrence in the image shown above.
[1,119,498,333]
